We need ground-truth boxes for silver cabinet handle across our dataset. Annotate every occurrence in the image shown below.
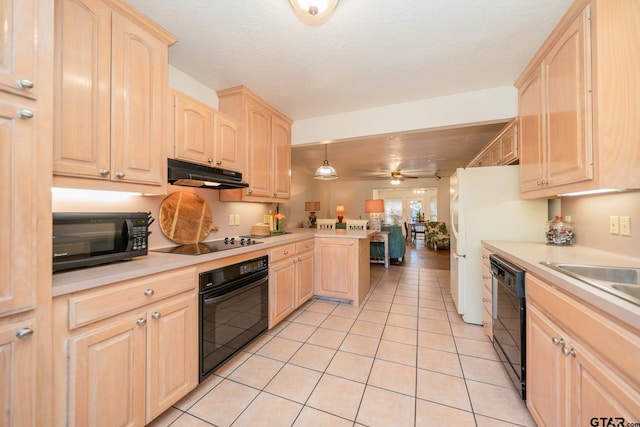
[151,312,161,320]
[482,274,490,280]
[482,298,489,302]
[350,242,354,246]
[115,172,125,179]
[16,328,34,339]
[482,254,489,259]
[482,321,487,326]
[144,289,155,297]
[552,337,564,346]
[17,108,34,119]
[18,78,34,89]
[562,347,577,357]
[216,160,222,165]
[283,250,289,255]
[136,318,146,326]
[273,192,277,197]
[99,169,110,176]
[248,188,253,194]
[207,158,213,163]
[293,259,298,264]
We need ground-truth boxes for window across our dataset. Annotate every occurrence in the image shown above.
[384,199,402,225]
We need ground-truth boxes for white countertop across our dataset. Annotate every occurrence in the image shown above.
[483,241,640,330]
[52,229,374,297]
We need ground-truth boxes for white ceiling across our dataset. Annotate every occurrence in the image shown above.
[126,0,573,179]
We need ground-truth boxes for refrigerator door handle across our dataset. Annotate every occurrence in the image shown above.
[453,251,466,259]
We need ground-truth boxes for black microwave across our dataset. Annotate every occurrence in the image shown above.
[53,212,150,273]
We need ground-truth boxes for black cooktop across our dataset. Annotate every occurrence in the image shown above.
[151,237,263,255]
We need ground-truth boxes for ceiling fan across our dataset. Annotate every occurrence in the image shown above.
[376,170,441,184]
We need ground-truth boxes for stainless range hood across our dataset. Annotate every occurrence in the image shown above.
[167,158,249,189]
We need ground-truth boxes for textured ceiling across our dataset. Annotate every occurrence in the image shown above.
[126,0,573,179]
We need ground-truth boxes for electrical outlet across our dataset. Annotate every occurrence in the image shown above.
[620,216,631,236]
[228,214,234,226]
[610,216,620,234]
[610,216,619,234]
[234,214,240,226]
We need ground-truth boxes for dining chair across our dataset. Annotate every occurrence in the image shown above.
[411,223,426,243]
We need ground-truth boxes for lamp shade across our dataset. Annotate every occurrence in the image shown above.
[289,0,339,26]
[364,199,384,213]
[335,205,345,214]
[305,201,320,212]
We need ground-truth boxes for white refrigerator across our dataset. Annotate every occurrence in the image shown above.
[450,165,547,325]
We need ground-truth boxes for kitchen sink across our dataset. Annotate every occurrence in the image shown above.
[540,262,640,307]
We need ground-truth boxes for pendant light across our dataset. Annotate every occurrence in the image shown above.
[314,144,338,180]
[289,0,339,26]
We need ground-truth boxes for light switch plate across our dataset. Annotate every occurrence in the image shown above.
[610,216,619,234]
[234,214,240,226]
[228,214,235,226]
[620,216,631,236]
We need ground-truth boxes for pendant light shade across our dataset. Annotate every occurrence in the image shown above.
[289,0,339,26]
[314,144,338,180]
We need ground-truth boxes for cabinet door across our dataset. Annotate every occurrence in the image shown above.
[111,12,167,185]
[296,250,315,306]
[544,6,593,188]
[68,312,146,427]
[0,318,35,427]
[147,292,197,422]
[0,99,37,313]
[0,0,36,98]
[569,341,640,426]
[272,115,291,199]
[269,258,297,328]
[215,111,241,171]
[489,141,502,166]
[53,0,111,179]
[501,123,518,165]
[527,305,569,427]
[519,67,546,192]
[244,99,272,197]
[315,239,355,300]
[173,91,214,165]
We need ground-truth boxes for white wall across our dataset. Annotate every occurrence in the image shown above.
[169,65,219,108]
[561,191,640,257]
[291,85,517,145]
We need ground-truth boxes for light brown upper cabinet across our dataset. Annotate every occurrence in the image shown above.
[0,0,37,99]
[53,0,176,193]
[217,86,292,202]
[516,0,640,198]
[467,119,519,168]
[171,90,241,172]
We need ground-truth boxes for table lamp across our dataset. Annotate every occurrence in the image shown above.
[336,205,345,223]
[365,199,384,231]
[305,201,320,228]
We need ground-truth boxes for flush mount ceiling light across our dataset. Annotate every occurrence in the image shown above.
[289,0,339,26]
[314,144,338,180]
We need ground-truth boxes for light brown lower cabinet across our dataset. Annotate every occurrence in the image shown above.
[526,274,640,426]
[480,248,493,340]
[314,237,370,307]
[54,269,198,426]
[269,239,314,328]
[0,317,36,427]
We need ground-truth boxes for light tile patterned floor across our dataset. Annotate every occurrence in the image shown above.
[149,255,536,427]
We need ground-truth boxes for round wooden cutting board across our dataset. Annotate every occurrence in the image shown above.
[159,192,218,244]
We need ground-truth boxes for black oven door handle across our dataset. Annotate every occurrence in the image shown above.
[203,274,268,305]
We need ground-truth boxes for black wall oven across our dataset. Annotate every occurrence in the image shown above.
[491,255,526,400]
[199,255,269,382]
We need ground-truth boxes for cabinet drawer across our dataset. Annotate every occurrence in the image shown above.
[295,239,314,253]
[482,306,493,339]
[269,243,296,263]
[67,268,196,329]
[482,285,492,313]
[481,248,492,268]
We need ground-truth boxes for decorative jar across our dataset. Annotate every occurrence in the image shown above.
[546,216,575,246]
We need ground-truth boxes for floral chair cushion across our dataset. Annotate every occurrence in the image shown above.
[426,221,450,250]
